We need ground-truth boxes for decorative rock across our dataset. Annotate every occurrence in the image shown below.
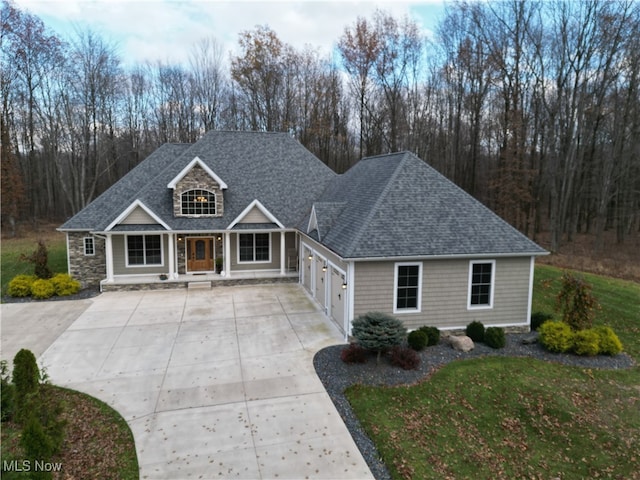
[521,332,539,345]
[449,335,474,352]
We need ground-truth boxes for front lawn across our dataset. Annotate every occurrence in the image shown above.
[346,266,640,479]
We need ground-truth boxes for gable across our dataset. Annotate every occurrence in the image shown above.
[167,156,227,190]
[228,199,284,229]
[120,206,156,224]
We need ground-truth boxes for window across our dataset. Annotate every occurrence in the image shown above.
[394,263,422,313]
[127,235,162,266]
[238,233,270,263]
[468,260,495,308]
[83,237,95,256]
[181,189,216,215]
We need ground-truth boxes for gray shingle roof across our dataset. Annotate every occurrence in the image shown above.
[61,133,545,259]
[305,151,547,258]
[60,131,336,232]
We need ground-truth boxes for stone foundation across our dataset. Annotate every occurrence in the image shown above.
[101,276,298,292]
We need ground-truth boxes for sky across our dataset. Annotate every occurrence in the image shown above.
[12,0,447,68]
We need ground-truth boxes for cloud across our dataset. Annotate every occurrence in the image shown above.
[14,0,443,67]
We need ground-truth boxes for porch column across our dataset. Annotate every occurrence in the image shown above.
[105,234,114,283]
[168,233,177,279]
[280,231,286,275]
[224,231,231,277]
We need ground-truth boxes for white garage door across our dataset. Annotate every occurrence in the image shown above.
[330,267,346,335]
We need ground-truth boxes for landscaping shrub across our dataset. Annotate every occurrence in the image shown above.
[573,329,600,356]
[465,321,485,342]
[1,360,15,422]
[530,311,553,331]
[594,326,623,355]
[419,326,440,346]
[538,321,574,353]
[340,343,368,364]
[50,273,81,296]
[351,312,407,364]
[30,278,56,299]
[407,330,428,351]
[556,271,600,331]
[484,327,506,349]
[8,274,36,297]
[12,349,40,404]
[389,346,420,370]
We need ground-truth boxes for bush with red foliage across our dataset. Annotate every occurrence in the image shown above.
[340,343,368,364]
[388,346,421,370]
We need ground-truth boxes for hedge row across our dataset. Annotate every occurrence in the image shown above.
[8,274,81,299]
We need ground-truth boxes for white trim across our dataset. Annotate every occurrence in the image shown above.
[105,199,170,232]
[83,236,95,256]
[280,231,286,275]
[167,156,228,189]
[393,262,423,314]
[124,233,165,268]
[105,234,114,283]
[526,256,535,328]
[346,261,355,338]
[347,251,548,262]
[237,232,272,264]
[224,231,231,277]
[307,205,319,239]
[328,263,348,337]
[168,234,176,278]
[227,199,285,229]
[467,259,496,310]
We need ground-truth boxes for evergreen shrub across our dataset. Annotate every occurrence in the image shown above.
[484,327,506,349]
[531,312,554,331]
[419,326,441,346]
[407,330,428,351]
[30,279,55,299]
[466,321,485,342]
[351,312,407,364]
[8,274,36,297]
[593,326,623,355]
[1,360,15,422]
[573,329,600,356]
[538,321,574,353]
[50,273,81,296]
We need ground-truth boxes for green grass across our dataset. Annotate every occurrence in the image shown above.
[1,385,139,479]
[1,235,67,296]
[346,265,640,480]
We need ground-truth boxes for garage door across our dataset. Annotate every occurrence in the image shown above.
[330,267,346,335]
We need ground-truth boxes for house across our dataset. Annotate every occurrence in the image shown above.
[59,130,547,336]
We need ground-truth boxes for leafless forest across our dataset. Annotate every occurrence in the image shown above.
[2,0,639,254]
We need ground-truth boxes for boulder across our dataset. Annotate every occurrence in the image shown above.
[448,335,474,352]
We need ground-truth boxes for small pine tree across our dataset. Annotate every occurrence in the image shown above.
[556,272,600,331]
[351,312,407,364]
[12,349,40,417]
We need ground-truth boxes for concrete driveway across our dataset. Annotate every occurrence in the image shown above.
[1,284,373,480]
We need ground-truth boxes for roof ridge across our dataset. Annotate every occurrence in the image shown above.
[342,152,410,257]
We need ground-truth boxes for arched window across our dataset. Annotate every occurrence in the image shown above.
[181,189,216,215]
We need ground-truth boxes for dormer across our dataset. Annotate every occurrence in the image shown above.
[167,157,228,218]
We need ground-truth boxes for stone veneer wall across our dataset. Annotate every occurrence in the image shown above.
[67,232,106,287]
[173,165,224,217]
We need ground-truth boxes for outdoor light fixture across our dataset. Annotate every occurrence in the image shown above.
[342,282,347,290]
[178,236,183,241]
[322,264,327,272]
[217,236,221,241]
[308,254,313,260]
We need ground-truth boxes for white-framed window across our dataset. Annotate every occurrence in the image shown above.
[394,262,422,313]
[126,234,163,266]
[237,233,271,263]
[181,189,216,215]
[83,236,95,256]
[468,260,496,309]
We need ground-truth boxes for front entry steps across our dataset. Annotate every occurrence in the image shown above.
[187,281,212,290]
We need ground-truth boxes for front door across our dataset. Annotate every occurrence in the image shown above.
[187,237,214,272]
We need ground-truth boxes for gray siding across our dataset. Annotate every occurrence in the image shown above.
[120,206,155,224]
[239,206,270,224]
[354,257,532,330]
